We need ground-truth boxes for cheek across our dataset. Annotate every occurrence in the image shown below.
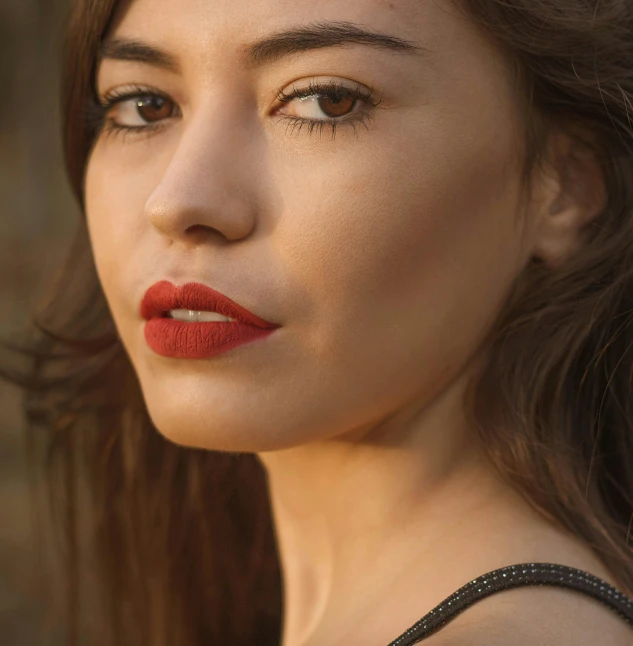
[271,109,523,394]
[84,136,173,289]
[276,111,522,323]
[84,148,155,359]
[84,155,116,306]
[85,148,150,259]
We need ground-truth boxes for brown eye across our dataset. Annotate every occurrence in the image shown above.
[134,95,174,122]
[108,93,178,128]
[314,94,357,119]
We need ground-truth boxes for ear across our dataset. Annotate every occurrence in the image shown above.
[530,126,607,269]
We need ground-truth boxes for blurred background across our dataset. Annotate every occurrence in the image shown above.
[1,1,78,643]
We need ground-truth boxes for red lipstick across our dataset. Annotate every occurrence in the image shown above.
[140,281,280,359]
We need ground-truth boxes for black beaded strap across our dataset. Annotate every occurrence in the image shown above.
[387,562,633,645]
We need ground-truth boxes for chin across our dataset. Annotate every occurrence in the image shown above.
[141,396,309,454]
[132,362,350,453]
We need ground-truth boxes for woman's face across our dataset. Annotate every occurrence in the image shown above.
[85,0,539,452]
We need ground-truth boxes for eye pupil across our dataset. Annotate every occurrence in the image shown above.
[136,95,172,122]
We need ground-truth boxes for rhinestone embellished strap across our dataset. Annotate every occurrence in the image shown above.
[387,562,633,645]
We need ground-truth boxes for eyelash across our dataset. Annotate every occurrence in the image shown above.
[87,79,383,142]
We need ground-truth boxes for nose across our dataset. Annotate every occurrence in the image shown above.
[144,104,260,245]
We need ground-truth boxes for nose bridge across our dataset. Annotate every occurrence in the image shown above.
[145,98,257,242]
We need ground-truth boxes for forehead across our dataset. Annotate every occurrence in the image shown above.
[111,0,440,40]
[107,0,500,77]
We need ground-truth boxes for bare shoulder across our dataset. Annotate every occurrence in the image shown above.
[424,585,633,646]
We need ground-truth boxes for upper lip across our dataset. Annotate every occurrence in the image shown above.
[140,280,280,329]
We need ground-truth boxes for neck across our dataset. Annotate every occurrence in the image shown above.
[258,364,536,646]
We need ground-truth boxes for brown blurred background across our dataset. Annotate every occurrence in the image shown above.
[1,1,79,643]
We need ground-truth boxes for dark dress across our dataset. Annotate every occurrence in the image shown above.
[386,562,633,645]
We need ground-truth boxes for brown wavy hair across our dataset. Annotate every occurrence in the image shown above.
[2,0,633,644]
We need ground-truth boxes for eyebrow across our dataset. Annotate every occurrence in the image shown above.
[98,20,430,73]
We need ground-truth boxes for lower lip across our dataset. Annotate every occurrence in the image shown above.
[143,318,278,359]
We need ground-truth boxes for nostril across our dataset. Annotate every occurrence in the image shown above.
[186,224,217,235]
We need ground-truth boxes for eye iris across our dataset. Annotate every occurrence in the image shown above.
[136,95,172,122]
[317,94,356,118]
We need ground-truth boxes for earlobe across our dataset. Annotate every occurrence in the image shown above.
[530,129,607,269]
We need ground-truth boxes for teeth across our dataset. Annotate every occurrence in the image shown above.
[167,309,234,323]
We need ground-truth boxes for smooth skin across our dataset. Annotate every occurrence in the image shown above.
[85,0,628,644]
